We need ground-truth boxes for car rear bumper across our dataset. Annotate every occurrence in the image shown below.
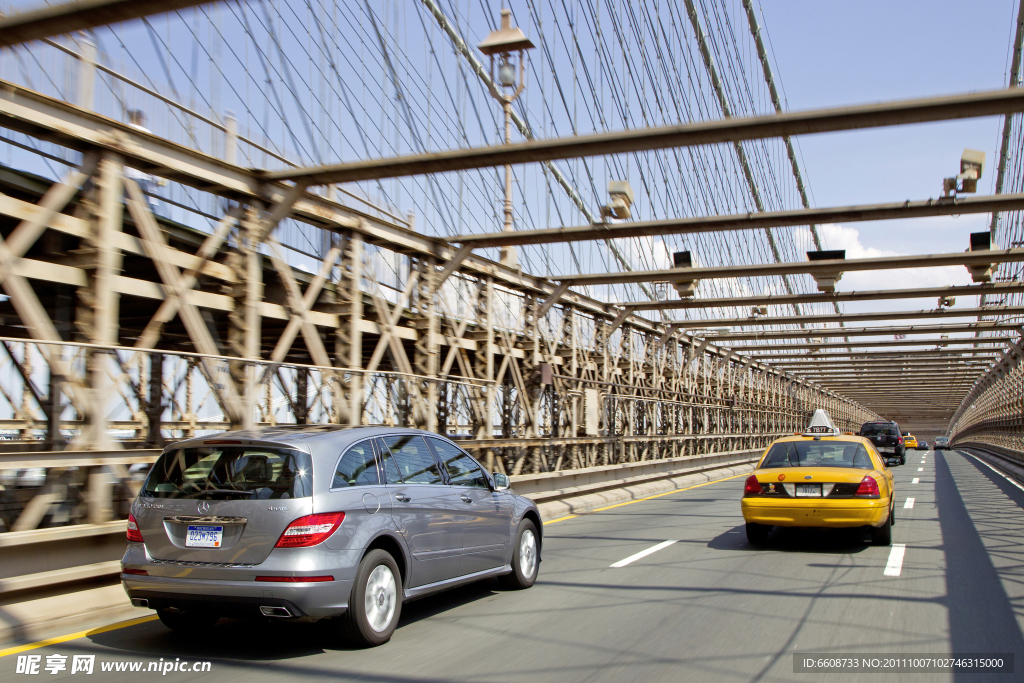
[120,542,361,620]
[742,498,890,528]
[122,573,352,620]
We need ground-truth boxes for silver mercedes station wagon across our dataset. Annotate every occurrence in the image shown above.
[121,426,542,646]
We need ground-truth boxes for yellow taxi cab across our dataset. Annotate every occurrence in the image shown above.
[741,409,896,546]
[904,434,918,450]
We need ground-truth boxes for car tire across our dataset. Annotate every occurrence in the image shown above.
[344,549,402,647]
[157,609,218,633]
[745,522,771,545]
[499,518,540,590]
[870,504,893,546]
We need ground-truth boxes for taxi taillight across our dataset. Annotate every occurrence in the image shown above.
[855,476,880,498]
[744,475,763,496]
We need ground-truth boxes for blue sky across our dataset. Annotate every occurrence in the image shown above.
[760,0,1017,312]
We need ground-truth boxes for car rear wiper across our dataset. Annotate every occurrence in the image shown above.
[187,488,255,499]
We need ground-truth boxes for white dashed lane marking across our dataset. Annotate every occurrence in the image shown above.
[610,540,678,568]
[912,478,920,484]
[918,468,924,471]
[884,544,907,577]
[904,497,915,509]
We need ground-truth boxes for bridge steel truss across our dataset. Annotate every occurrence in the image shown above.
[949,336,1024,452]
[0,77,876,524]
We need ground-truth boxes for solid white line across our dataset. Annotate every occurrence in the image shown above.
[904,497,915,509]
[610,540,678,568]
[912,478,920,484]
[918,468,924,471]
[884,544,907,577]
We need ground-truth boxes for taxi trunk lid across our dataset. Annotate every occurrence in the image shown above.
[755,467,877,498]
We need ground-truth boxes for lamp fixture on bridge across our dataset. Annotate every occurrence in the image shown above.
[968,231,995,283]
[943,148,985,197]
[806,249,846,292]
[600,180,635,221]
[938,296,956,308]
[669,250,698,297]
[477,8,535,267]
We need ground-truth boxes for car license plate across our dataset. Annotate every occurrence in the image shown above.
[795,484,822,497]
[186,525,223,548]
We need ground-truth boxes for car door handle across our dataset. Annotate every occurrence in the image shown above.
[460,494,472,504]
[395,493,410,503]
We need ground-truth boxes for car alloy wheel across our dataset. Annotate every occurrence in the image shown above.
[364,565,397,633]
[344,548,403,647]
[519,528,537,579]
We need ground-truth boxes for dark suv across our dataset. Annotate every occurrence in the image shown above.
[859,421,905,465]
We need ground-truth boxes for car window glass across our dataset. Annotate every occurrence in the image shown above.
[431,438,489,488]
[143,447,312,499]
[381,435,443,484]
[762,441,878,469]
[376,438,403,484]
[332,441,380,488]
[860,424,897,437]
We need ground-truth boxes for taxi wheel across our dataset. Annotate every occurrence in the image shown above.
[870,505,893,546]
[745,522,771,545]
[157,609,218,633]
[343,549,402,647]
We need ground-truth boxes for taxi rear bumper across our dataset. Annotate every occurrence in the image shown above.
[741,497,891,528]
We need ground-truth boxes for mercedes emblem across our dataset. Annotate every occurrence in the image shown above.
[197,501,211,515]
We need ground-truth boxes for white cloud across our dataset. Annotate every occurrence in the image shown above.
[796,223,972,305]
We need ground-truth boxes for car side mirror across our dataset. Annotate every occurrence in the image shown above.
[492,472,510,491]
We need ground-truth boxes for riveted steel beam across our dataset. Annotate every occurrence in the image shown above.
[554,250,1024,287]
[0,1,216,48]
[452,194,1024,248]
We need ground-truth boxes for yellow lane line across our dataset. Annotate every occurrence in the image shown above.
[543,515,578,525]
[542,471,749,525]
[0,615,159,658]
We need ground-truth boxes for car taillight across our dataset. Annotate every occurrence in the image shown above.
[744,475,763,495]
[127,512,144,543]
[855,476,880,498]
[122,568,148,576]
[274,512,345,548]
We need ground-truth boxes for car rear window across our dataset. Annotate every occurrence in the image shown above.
[860,424,898,437]
[142,446,312,499]
[762,441,875,469]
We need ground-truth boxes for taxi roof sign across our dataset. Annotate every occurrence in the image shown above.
[803,409,840,436]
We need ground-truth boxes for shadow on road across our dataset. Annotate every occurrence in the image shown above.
[83,580,501,661]
[707,524,871,554]
[936,451,1024,683]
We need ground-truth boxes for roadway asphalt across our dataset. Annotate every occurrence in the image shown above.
[5,448,1023,683]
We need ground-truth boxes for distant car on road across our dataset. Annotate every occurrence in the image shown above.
[859,421,905,465]
[904,434,918,450]
[121,426,541,646]
[742,410,896,546]
[934,436,950,451]
[918,440,928,450]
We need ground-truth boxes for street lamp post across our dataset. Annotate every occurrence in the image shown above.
[477,8,534,267]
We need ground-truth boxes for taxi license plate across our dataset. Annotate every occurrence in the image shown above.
[795,484,822,498]
[186,525,223,548]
